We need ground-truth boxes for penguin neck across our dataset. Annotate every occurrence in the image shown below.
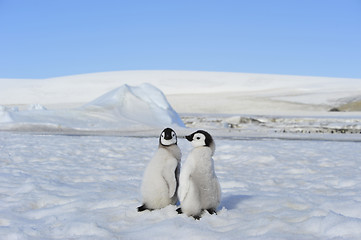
[209,141,216,156]
[194,145,215,156]
[159,144,182,161]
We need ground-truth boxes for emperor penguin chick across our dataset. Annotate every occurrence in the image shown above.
[178,130,221,219]
[138,128,181,212]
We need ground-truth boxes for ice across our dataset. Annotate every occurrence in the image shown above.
[27,104,47,111]
[82,83,184,128]
[0,106,13,123]
[0,83,184,132]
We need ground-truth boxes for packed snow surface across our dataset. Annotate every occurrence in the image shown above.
[1,132,361,239]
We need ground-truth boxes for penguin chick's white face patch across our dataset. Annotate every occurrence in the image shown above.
[160,128,177,146]
[189,133,207,148]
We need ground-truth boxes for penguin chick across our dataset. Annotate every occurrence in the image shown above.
[177,130,221,219]
[138,128,181,212]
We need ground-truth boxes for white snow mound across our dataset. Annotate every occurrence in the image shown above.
[82,83,184,128]
[0,83,184,132]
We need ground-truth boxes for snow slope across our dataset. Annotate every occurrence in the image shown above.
[0,83,184,132]
[1,132,361,239]
[1,71,361,114]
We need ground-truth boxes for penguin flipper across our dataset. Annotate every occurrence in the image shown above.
[178,170,191,202]
[162,159,178,198]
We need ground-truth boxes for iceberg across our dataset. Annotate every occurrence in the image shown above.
[82,83,184,128]
[0,83,184,132]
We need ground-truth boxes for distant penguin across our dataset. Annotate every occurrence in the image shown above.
[138,128,181,212]
[177,130,221,219]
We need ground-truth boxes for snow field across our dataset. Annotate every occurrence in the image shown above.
[1,132,361,239]
[1,71,361,114]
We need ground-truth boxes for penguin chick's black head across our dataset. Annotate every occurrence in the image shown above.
[186,130,213,147]
[159,128,177,146]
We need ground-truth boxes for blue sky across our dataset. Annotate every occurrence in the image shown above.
[0,0,360,79]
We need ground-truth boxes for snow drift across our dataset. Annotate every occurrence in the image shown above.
[0,83,184,132]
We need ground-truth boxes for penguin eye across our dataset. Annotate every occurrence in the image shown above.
[196,137,201,140]
[161,132,165,138]
[172,132,175,138]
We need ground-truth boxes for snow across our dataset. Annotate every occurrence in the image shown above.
[0,83,184,132]
[1,70,361,239]
[82,83,184,128]
[1,132,361,239]
[1,70,361,114]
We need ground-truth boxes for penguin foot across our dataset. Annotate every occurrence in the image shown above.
[176,207,183,214]
[137,204,152,212]
[206,208,217,215]
[176,207,201,220]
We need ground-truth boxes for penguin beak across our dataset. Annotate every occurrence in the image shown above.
[163,132,172,140]
[185,135,193,142]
